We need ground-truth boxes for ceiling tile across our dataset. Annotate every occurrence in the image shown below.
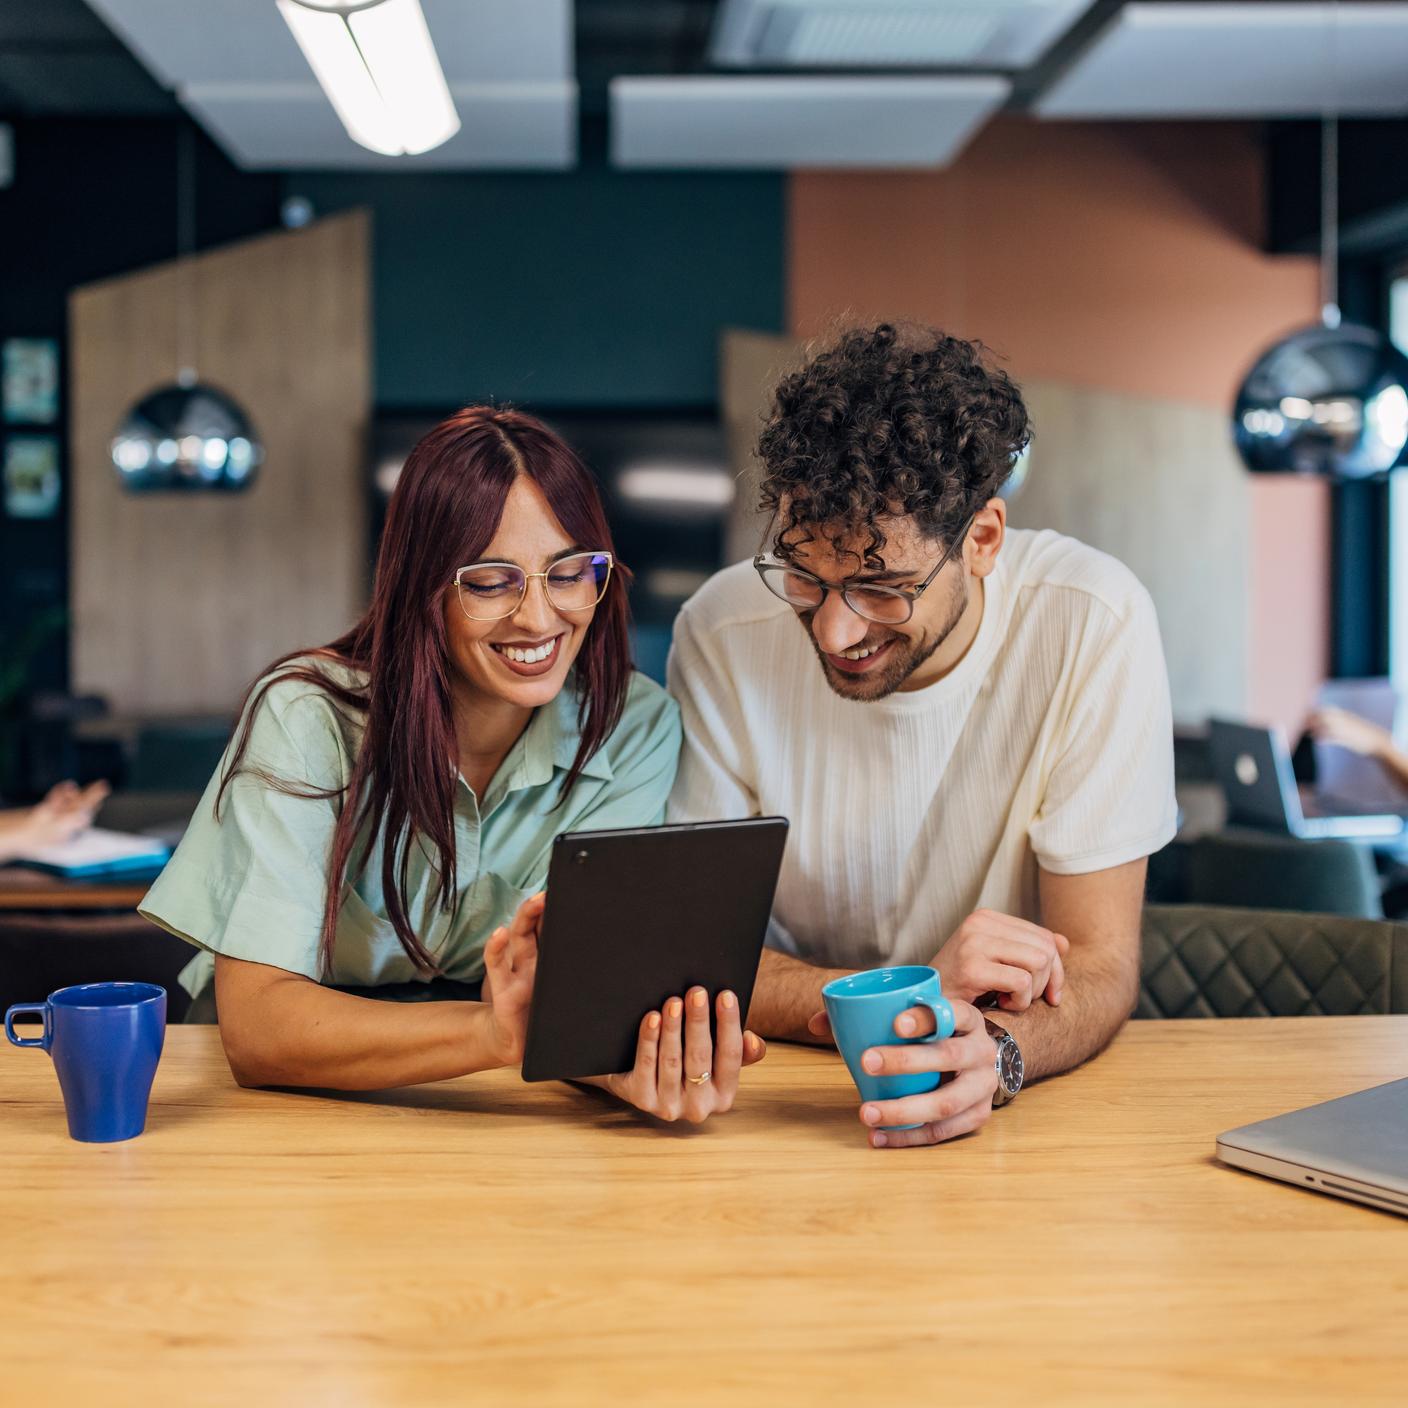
[611,74,1008,168]
[182,81,578,170]
[711,0,1095,69]
[1037,3,1408,118]
[83,0,572,84]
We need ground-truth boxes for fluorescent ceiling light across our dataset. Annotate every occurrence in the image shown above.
[276,0,460,156]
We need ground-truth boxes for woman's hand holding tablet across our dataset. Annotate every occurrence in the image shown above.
[582,988,766,1123]
[480,891,546,1066]
[486,888,767,1123]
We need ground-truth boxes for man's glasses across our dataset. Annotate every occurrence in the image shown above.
[752,515,975,626]
[452,551,614,622]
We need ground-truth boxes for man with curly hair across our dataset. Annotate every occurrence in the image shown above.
[667,323,1176,1148]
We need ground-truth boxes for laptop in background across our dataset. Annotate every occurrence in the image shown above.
[1208,719,1404,841]
[1217,1078,1408,1217]
[1314,677,1408,813]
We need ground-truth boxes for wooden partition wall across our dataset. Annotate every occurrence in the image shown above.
[720,327,1250,725]
[69,210,371,716]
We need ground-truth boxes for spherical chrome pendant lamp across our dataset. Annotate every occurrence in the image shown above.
[111,382,263,490]
[1234,323,1408,479]
[109,127,263,493]
[1232,5,1408,481]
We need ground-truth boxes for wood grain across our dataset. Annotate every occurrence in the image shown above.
[0,868,147,911]
[3,1018,1405,1405]
[68,210,371,715]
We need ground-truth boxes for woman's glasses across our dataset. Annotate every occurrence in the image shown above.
[452,551,614,622]
[752,515,974,626]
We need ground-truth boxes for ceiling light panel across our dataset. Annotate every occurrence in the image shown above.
[711,0,1095,69]
[276,0,460,156]
[1037,3,1408,118]
[83,0,571,83]
[82,0,574,167]
[182,81,576,170]
[611,75,1008,169]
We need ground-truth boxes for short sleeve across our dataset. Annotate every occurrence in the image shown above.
[1027,588,1178,875]
[139,676,354,982]
[567,677,682,832]
[665,604,760,823]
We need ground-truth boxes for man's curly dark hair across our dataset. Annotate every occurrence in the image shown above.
[757,322,1030,568]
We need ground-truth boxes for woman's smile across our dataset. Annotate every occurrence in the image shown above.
[487,633,565,676]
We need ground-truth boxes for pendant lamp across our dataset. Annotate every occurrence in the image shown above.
[1232,3,1408,479]
[110,126,264,493]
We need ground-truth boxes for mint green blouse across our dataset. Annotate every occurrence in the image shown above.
[140,659,681,997]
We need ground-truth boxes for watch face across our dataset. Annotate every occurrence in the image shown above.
[999,1039,1023,1094]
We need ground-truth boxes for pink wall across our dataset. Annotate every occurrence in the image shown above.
[787,117,1327,727]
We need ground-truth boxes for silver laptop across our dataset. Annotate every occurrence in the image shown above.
[1207,719,1404,841]
[1217,1078,1408,1216]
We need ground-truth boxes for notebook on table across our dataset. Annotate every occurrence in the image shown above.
[8,827,172,879]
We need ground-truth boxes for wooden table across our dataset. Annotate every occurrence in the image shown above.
[0,865,152,911]
[4,1019,1406,1406]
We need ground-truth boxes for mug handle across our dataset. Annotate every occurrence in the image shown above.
[5,1002,52,1050]
[913,996,955,1044]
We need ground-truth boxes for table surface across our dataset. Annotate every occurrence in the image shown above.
[0,864,152,910]
[4,1018,1406,1406]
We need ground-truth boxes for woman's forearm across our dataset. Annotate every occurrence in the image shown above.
[214,956,508,1090]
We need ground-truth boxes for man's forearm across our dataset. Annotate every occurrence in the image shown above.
[986,946,1138,1082]
[748,947,854,1042]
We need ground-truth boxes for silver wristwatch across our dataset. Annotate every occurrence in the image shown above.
[985,1018,1024,1107]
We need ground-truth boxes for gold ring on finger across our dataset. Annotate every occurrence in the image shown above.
[686,1070,711,1086]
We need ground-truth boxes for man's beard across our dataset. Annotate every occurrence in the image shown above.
[804,576,970,702]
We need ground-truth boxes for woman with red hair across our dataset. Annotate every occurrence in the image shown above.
[141,407,759,1123]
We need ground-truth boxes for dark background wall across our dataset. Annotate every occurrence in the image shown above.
[0,118,279,700]
[293,168,785,409]
[0,115,785,711]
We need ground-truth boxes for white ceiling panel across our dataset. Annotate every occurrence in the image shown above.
[183,81,577,170]
[1037,3,1408,118]
[711,0,1094,69]
[83,0,575,167]
[83,0,572,84]
[611,75,1008,169]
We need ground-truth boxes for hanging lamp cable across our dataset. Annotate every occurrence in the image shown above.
[176,123,198,387]
[1321,0,1341,329]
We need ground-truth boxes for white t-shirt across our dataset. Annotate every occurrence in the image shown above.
[666,528,1178,971]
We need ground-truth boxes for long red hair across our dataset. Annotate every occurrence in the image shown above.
[216,406,634,977]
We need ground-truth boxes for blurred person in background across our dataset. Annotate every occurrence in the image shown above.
[1307,706,1408,794]
[0,779,109,862]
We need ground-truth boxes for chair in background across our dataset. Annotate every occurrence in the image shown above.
[1140,904,1408,1018]
[1185,829,1383,918]
[0,912,193,1022]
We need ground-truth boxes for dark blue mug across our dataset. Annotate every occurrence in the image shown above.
[5,982,166,1142]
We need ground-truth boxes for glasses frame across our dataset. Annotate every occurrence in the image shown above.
[451,550,615,623]
[752,514,976,626]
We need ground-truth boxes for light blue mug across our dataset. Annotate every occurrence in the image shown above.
[822,965,955,1129]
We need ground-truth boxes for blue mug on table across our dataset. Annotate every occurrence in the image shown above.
[822,965,955,1129]
[5,982,166,1143]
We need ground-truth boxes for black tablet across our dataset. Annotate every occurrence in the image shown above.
[521,817,789,1083]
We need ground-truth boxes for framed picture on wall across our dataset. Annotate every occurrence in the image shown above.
[2,338,60,424]
[3,434,61,519]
